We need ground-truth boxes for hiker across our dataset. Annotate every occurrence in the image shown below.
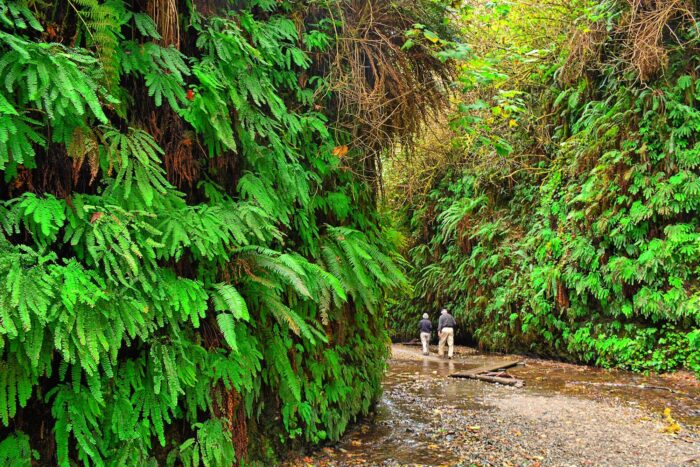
[438,308,456,359]
[418,313,432,355]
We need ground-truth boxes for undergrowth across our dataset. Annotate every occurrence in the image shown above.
[387,0,700,375]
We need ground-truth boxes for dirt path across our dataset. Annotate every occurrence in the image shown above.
[288,344,700,466]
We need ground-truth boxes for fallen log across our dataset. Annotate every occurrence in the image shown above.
[449,359,524,387]
[462,359,521,375]
[450,372,525,388]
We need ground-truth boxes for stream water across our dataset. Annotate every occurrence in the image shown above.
[289,345,700,466]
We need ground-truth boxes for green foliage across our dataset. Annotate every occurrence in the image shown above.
[388,0,700,375]
[0,431,37,465]
[0,0,415,464]
[169,419,236,467]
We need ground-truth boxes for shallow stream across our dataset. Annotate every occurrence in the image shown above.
[291,345,700,466]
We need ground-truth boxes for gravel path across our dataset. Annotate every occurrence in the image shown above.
[287,345,700,466]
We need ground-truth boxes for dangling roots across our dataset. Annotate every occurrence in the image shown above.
[310,0,455,186]
[623,0,695,82]
[147,0,180,48]
[561,0,697,83]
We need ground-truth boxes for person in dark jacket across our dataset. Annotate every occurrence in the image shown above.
[437,309,456,358]
[418,313,432,355]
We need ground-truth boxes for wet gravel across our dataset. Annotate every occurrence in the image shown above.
[286,345,700,466]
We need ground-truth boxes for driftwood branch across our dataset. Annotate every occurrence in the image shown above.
[450,360,524,388]
[451,372,525,388]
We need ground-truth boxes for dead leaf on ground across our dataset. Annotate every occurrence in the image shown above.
[662,407,681,434]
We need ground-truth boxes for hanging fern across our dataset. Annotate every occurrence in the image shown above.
[0,0,419,464]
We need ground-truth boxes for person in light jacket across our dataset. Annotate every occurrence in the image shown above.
[438,308,456,359]
[418,313,432,356]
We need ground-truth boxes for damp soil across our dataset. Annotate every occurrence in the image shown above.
[286,344,700,466]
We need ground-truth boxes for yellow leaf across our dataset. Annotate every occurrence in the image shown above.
[662,407,681,434]
[663,423,681,434]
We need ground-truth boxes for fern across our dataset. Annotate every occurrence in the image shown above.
[213,283,249,351]
[133,13,161,40]
[266,333,301,403]
[68,0,124,89]
[0,431,36,465]
[49,384,104,466]
[0,113,45,175]
[0,1,410,463]
[172,419,235,467]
